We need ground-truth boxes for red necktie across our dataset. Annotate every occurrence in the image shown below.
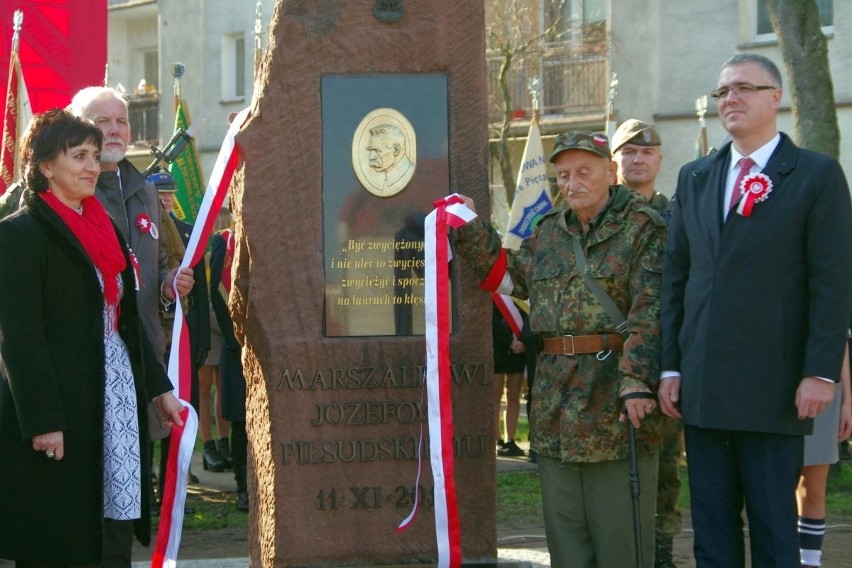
[728,157,755,213]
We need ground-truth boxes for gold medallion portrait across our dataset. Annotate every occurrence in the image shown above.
[351,108,417,198]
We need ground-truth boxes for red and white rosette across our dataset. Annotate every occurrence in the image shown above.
[735,172,773,217]
[136,213,159,239]
[398,194,475,568]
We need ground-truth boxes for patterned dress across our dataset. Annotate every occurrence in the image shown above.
[99,271,142,520]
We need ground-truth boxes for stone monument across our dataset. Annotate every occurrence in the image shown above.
[230,1,494,566]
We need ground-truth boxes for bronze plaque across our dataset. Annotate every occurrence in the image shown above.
[323,75,449,337]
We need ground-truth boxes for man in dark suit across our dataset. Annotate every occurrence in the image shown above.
[659,53,852,567]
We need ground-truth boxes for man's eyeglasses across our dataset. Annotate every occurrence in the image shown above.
[710,83,777,101]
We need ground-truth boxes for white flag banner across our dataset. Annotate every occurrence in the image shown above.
[503,121,552,250]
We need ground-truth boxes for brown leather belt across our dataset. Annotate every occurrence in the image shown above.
[541,334,624,356]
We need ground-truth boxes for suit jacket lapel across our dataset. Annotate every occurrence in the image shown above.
[760,133,797,194]
[691,145,730,252]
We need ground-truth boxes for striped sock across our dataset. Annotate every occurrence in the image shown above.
[798,515,825,566]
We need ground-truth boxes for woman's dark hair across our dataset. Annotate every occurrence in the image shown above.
[21,108,103,192]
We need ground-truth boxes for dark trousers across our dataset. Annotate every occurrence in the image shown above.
[15,519,133,568]
[684,425,803,568]
[231,420,248,491]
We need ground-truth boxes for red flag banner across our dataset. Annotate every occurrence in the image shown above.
[0,1,106,114]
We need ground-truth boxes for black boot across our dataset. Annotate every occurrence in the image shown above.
[235,464,249,512]
[217,436,234,469]
[202,440,226,472]
[654,535,677,568]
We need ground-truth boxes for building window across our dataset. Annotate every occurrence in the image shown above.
[222,33,246,100]
[142,50,159,92]
[545,0,607,41]
[755,0,832,40]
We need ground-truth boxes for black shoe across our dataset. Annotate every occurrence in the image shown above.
[236,491,249,512]
[497,440,525,457]
[496,438,506,449]
[217,437,234,469]
[202,440,226,472]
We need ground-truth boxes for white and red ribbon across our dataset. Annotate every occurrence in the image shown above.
[400,194,475,568]
[491,293,523,339]
[735,172,773,218]
[151,106,250,568]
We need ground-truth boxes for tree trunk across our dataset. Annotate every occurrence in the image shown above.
[766,0,839,158]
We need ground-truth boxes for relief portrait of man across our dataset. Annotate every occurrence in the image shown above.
[352,108,417,197]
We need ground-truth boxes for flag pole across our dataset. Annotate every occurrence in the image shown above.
[605,72,618,141]
[695,95,708,158]
[10,10,22,52]
[254,1,263,75]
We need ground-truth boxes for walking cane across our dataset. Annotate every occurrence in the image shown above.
[620,392,656,568]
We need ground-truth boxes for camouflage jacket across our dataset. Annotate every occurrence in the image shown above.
[645,191,670,212]
[454,185,666,462]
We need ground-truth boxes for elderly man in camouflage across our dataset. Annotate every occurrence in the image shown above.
[454,131,665,567]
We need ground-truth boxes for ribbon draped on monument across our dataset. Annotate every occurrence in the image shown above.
[398,194,475,568]
[151,106,251,568]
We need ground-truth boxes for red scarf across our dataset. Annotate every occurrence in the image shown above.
[40,190,127,307]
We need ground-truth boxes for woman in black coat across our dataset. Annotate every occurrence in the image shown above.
[0,109,184,567]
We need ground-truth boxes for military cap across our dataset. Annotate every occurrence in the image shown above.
[549,131,611,162]
[147,171,177,192]
[611,119,661,153]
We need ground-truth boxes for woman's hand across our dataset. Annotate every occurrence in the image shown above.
[32,431,64,460]
[509,337,526,354]
[154,392,185,429]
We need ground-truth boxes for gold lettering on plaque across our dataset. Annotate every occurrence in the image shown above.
[352,108,417,198]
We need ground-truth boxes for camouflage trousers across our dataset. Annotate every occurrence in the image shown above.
[655,415,684,535]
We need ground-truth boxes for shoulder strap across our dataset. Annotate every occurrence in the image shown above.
[572,235,629,337]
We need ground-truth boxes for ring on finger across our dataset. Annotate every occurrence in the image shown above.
[45,450,55,459]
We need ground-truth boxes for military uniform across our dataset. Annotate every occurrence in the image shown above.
[644,190,684,543]
[455,161,665,565]
[456,185,664,461]
[615,119,683,566]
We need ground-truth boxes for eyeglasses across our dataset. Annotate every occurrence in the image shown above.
[710,83,777,101]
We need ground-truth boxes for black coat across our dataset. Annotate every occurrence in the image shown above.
[662,134,852,435]
[0,191,172,564]
[210,231,246,422]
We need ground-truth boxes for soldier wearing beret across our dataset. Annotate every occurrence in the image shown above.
[612,119,669,212]
[453,131,666,566]
[613,119,681,568]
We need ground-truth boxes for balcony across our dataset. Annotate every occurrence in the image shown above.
[126,91,160,149]
[486,39,608,127]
